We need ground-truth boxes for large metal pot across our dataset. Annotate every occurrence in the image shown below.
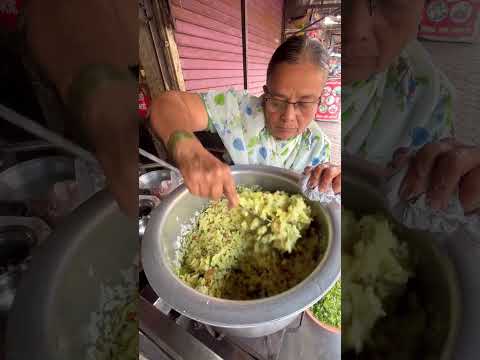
[342,160,460,359]
[142,165,341,338]
[6,191,136,360]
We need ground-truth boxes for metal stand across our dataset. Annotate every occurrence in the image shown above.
[200,312,306,360]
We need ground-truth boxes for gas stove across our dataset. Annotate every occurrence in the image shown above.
[138,282,340,360]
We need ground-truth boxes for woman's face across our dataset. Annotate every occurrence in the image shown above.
[263,62,327,140]
[343,0,425,84]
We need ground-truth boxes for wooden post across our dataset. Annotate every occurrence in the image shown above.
[163,28,185,91]
[157,0,186,91]
[241,0,248,91]
[142,0,185,92]
[139,15,166,95]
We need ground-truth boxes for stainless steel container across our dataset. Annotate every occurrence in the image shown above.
[142,165,341,338]
[139,169,171,190]
[139,169,181,199]
[0,216,51,321]
[138,195,160,239]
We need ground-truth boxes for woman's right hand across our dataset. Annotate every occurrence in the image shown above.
[173,137,239,208]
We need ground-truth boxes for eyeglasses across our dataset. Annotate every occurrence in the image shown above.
[264,92,320,115]
[264,97,320,114]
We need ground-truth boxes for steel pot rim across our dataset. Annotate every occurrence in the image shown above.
[142,165,341,328]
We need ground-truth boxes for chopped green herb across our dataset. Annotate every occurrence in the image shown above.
[311,279,341,329]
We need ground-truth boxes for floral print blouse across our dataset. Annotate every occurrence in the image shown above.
[342,41,455,165]
[200,90,331,173]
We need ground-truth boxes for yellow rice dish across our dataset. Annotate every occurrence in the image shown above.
[177,188,326,300]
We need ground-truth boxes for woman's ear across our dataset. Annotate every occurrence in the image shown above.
[263,85,268,95]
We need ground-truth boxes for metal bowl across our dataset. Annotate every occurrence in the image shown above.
[142,165,341,338]
[139,169,171,189]
[343,166,460,359]
[139,169,181,199]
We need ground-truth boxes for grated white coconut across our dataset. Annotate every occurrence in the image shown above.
[85,265,137,360]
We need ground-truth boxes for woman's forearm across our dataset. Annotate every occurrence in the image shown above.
[149,91,238,207]
[149,91,208,146]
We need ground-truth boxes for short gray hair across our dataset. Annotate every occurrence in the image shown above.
[267,35,330,80]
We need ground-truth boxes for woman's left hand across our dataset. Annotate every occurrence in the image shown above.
[391,139,480,213]
[304,163,341,194]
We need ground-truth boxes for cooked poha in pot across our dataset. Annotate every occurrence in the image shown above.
[177,188,327,300]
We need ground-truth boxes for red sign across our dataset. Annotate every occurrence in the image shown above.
[138,84,151,119]
[419,0,480,42]
[316,78,341,122]
[0,0,22,32]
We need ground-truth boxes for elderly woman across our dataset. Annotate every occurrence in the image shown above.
[343,0,480,214]
[151,35,341,207]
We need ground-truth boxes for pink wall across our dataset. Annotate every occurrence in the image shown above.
[247,0,283,96]
[171,0,283,95]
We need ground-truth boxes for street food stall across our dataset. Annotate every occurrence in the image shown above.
[136,0,343,359]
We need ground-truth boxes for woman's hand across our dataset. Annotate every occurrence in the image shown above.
[391,139,480,213]
[304,163,341,194]
[173,137,239,208]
